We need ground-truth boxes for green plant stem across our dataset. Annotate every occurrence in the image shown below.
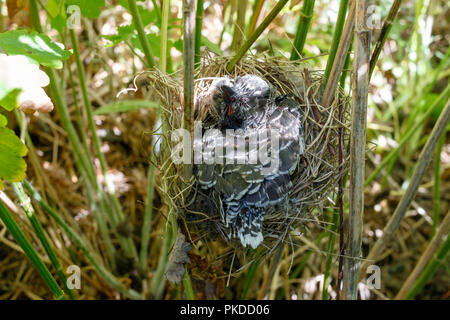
[194,0,204,65]
[241,253,263,299]
[160,0,170,74]
[339,41,353,90]
[369,0,402,79]
[151,0,162,25]
[321,0,355,107]
[0,201,66,300]
[150,218,173,298]
[66,70,92,161]
[290,0,315,61]
[227,0,289,72]
[323,0,349,87]
[322,212,340,300]
[431,135,445,238]
[128,0,156,68]
[140,155,156,271]
[247,0,265,37]
[11,182,76,299]
[23,181,142,300]
[231,0,247,51]
[218,0,231,47]
[365,83,450,186]
[183,266,195,300]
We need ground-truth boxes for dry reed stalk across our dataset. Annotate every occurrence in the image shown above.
[183,0,196,180]
[321,0,356,107]
[343,0,370,300]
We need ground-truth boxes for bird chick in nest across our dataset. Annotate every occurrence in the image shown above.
[194,75,305,249]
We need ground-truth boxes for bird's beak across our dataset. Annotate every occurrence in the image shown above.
[220,85,234,117]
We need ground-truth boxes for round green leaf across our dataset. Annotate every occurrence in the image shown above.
[0,114,7,127]
[0,127,28,182]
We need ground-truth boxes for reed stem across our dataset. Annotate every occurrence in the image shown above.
[194,0,204,65]
[343,0,370,300]
[290,0,315,61]
[227,0,289,72]
[0,200,66,300]
[12,182,77,299]
[128,0,156,68]
[323,0,349,87]
[369,0,402,79]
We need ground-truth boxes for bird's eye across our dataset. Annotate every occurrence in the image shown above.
[231,97,236,102]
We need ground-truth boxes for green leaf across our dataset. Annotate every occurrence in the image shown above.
[66,0,105,18]
[173,39,183,52]
[47,0,65,18]
[0,127,28,183]
[0,114,7,127]
[51,15,67,33]
[94,100,159,115]
[102,25,134,46]
[0,86,21,111]
[131,33,169,57]
[47,0,67,32]
[0,30,71,69]
[201,36,223,55]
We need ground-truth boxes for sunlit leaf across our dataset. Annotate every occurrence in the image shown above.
[0,127,28,183]
[0,30,71,69]
[0,86,21,111]
[102,25,134,46]
[0,114,7,127]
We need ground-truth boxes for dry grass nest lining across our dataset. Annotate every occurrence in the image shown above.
[143,54,351,252]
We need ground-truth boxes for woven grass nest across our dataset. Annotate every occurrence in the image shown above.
[143,53,351,258]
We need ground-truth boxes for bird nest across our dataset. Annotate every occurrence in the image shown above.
[142,53,351,257]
